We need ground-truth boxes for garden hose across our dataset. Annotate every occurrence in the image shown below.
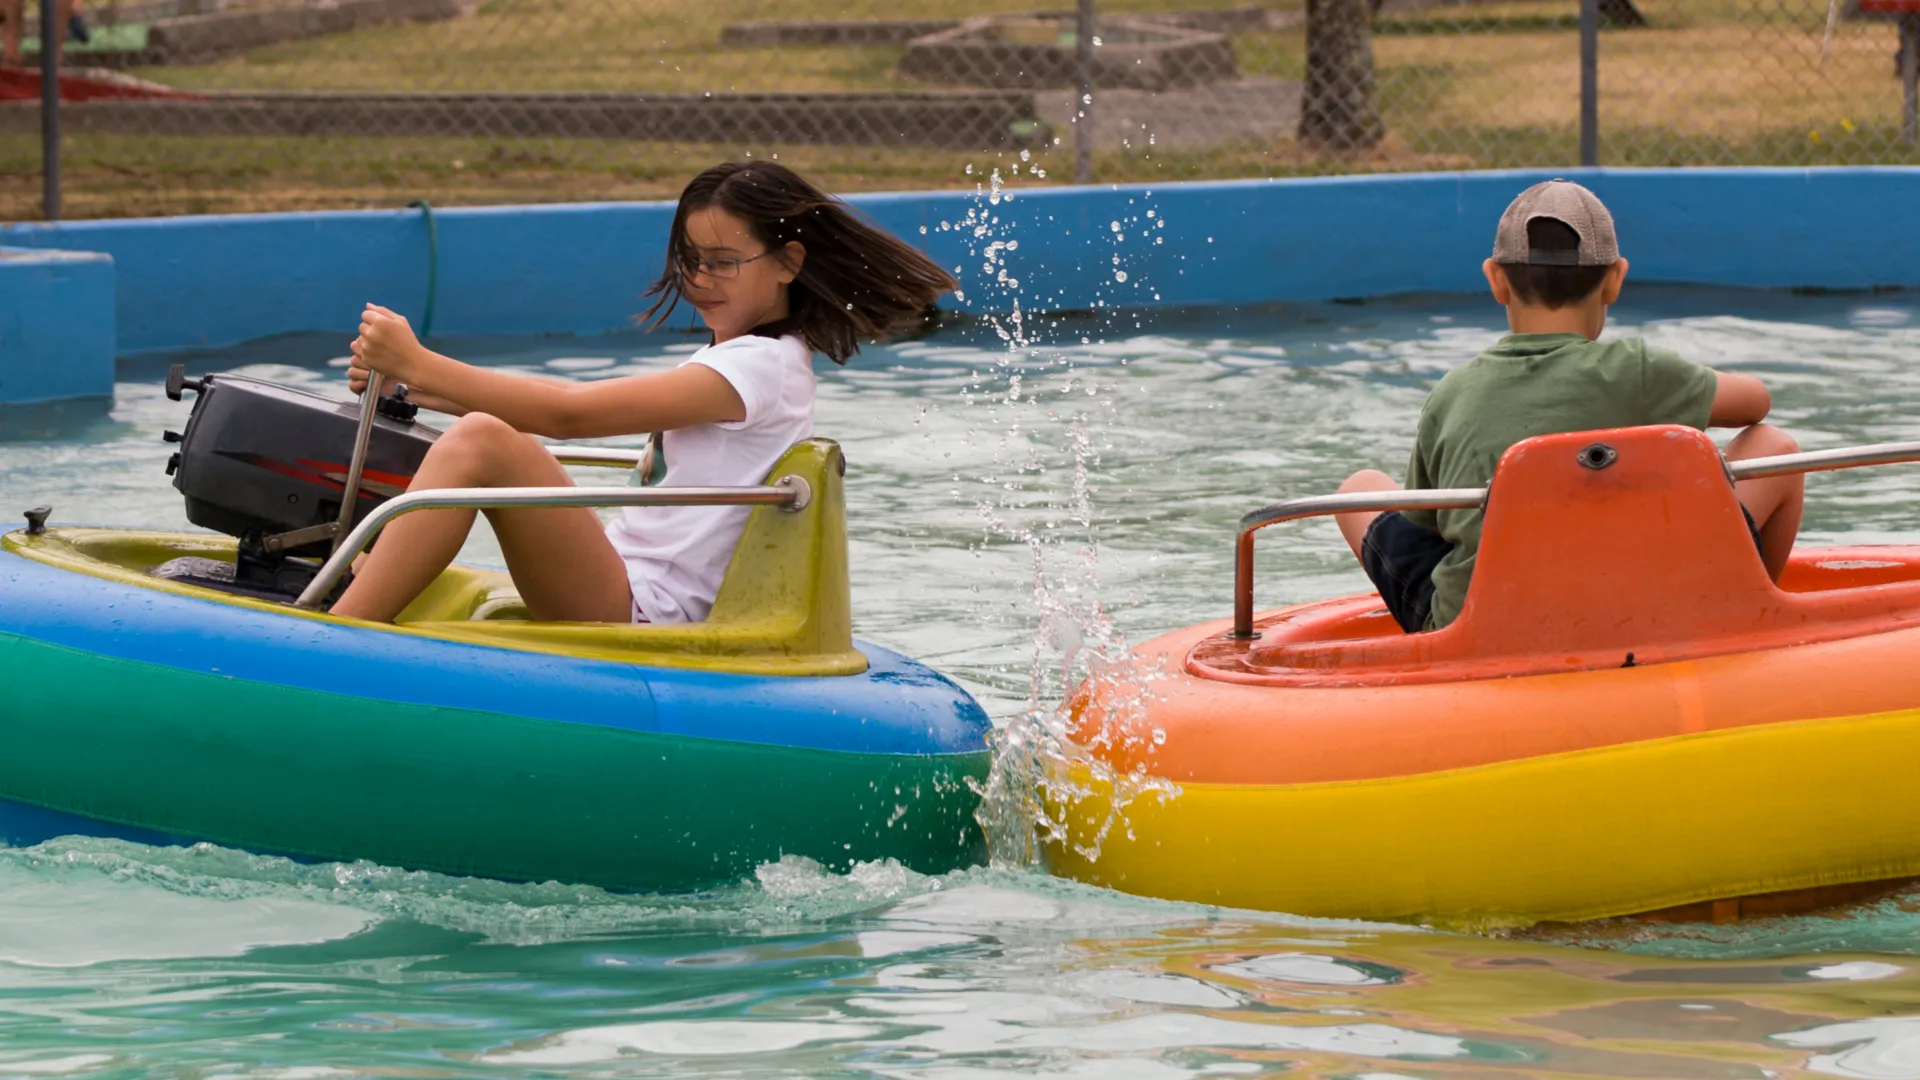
[408,198,439,339]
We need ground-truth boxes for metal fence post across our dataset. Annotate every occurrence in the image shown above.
[1074,0,1094,183]
[1580,0,1599,166]
[39,0,60,220]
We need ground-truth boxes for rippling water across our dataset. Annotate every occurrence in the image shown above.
[0,285,1917,1075]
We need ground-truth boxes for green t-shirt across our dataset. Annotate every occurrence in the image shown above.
[1401,332,1719,630]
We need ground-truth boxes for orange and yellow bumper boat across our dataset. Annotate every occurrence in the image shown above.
[1048,425,1920,928]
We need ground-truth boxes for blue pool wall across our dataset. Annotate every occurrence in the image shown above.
[2,166,1917,365]
[0,246,114,405]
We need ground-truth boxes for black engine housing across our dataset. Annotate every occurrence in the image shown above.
[162,367,439,598]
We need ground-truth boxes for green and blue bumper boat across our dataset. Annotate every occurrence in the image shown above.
[0,427,990,890]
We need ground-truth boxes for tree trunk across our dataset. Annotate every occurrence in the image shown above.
[1299,0,1384,150]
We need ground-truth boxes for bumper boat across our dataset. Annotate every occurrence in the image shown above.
[0,368,990,891]
[1048,425,1920,927]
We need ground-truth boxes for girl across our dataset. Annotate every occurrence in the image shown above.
[334,162,955,624]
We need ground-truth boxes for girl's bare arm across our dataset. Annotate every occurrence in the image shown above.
[349,304,745,439]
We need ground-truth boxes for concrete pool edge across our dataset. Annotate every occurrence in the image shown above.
[0,166,1915,402]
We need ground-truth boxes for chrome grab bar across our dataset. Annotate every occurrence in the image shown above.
[294,475,811,610]
[1232,489,1484,639]
[1231,437,1920,640]
[1727,439,1920,481]
[549,446,650,470]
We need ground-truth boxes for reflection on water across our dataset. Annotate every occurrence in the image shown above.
[2,837,1920,1077]
[0,286,1917,1074]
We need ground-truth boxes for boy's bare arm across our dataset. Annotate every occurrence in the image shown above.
[1708,372,1771,428]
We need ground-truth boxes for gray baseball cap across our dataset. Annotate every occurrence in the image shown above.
[1492,179,1619,267]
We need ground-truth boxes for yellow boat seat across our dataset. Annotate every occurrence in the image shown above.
[6,439,862,677]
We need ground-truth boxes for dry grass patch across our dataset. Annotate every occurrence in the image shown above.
[151,0,1280,94]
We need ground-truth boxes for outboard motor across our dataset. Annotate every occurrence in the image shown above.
[156,365,439,601]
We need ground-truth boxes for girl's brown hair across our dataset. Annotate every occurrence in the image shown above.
[642,162,957,365]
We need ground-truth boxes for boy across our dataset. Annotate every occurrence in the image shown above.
[1337,179,1804,634]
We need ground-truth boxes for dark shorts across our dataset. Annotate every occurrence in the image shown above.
[1360,512,1453,634]
[1359,506,1767,635]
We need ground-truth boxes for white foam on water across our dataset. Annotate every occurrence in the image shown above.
[1776,1017,1920,1079]
[486,1020,884,1065]
[0,865,369,967]
[0,1055,117,1075]
[495,976,1465,1072]
[1850,307,1913,328]
[875,1060,1206,1080]
[1211,953,1391,987]
[856,931,980,958]
[1012,1015,1462,1057]
[1808,961,1905,981]
[880,884,1207,937]
[1076,971,1244,1009]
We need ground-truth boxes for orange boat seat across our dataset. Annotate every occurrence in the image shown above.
[1191,425,1920,687]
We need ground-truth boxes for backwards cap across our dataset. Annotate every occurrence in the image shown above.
[1492,179,1619,267]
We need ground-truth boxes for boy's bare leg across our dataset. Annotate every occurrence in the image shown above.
[1725,423,1804,582]
[1336,469,1400,558]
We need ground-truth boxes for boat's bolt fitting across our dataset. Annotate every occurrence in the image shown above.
[774,474,813,513]
[1578,442,1618,470]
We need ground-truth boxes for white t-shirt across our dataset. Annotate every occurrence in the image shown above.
[605,333,816,623]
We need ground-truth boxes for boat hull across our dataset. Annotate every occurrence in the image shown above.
[1048,604,1920,928]
[0,547,989,890]
[1051,702,1920,928]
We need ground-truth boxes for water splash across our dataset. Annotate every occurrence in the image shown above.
[930,170,1181,872]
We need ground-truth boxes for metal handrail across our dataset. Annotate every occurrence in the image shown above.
[1728,439,1920,481]
[293,475,810,609]
[1233,489,1484,639]
[550,446,650,470]
[1231,437,1920,639]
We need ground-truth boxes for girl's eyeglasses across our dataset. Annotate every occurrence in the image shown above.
[682,250,774,281]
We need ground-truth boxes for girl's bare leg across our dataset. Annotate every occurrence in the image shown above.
[330,412,633,624]
[1726,422,1804,582]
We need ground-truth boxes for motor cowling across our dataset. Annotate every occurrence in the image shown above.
[165,366,439,570]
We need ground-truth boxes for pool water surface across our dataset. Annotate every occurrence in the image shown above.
[0,285,1916,1076]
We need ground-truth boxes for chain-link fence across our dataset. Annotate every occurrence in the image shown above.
[1,0,1915,219]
